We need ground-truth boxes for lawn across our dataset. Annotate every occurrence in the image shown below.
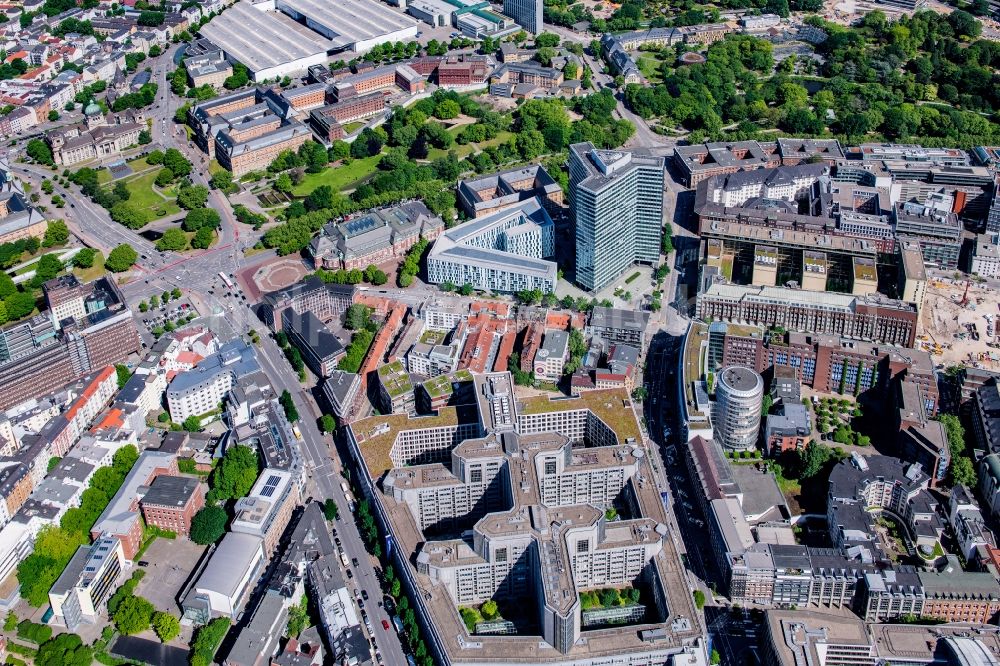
[637,56,662,83]
[428,130,513,161]
[342,121,365,135]
[291,154,384,196]
[13,251,67,275]
[72,251,106,282]
[123,170,181,219]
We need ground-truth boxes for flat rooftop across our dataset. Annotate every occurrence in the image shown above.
[200,1,331,74]
[278,0,417,49]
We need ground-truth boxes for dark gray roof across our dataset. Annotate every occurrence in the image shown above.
[140,475,200,508]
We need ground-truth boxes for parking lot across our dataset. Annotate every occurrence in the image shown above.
[134,538,207,616]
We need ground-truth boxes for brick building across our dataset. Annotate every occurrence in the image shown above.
[139,475,205,537]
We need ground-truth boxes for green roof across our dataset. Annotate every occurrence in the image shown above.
[378,360,413,398]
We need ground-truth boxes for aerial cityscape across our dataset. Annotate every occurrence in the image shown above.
[0,0,999,663]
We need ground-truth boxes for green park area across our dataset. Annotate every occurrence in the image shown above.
[99,156,181,220]
[291,154,383,196]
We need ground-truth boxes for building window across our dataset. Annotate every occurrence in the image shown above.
[544,459,557,475]
[495,548,507,563]
[577,540,590,553]
[470,468,482,484]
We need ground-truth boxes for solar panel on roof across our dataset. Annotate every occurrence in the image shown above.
[260,475,281,498]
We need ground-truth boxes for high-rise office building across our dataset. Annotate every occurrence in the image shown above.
[503,0,542,34]
[569,143,664,292]
[714,366,764,451]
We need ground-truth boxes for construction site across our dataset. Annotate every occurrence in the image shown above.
[918,278,1000,370]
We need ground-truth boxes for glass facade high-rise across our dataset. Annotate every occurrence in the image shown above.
[569,143,665,292]
[503,0,543,34]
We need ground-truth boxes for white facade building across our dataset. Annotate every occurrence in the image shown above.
[713,366,764,451]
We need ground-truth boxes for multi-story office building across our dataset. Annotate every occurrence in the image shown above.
[762,609,874,666]
[321,371,361,420]
[139,475,205,537]
[258,277,354,333]
[713,366,763,451]
[697,283,919,348]
[532,329,569,382]
[309,202,444,271]
[166,340,260,421]
[503,0,542,33]
[893,197,963,269]
[587,306,650,348]
[426,198,557,293]
[457,165,563,219]
[569,143,665,291]
[376,360,415,416]
[281,309,344,378]
[190,88,312,176]
[346,374,699,664]
[184,48,232,88]
[718,329,938,411]
[48,535,125,631]
[230,468,298,558]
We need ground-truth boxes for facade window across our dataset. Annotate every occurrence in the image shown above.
[470,468,482,484]
[544,459,557,475]
[577,540,590,553]
[495,547,507,562]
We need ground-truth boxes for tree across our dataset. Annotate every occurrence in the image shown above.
[210,445,259,500]
[182,415,202,432]
[948,9,981,38]
[319,414,337,433]
[693,589,706,610]
[71,248,97,268]
[322,498,339,520]
[26,139,53,165]
[113,595,155,635]
[110,202,148,229]
[190,505,227,545]
[42,220,69,247]
[951,456,977,488]
[210,169,237,194]
[535,32,560,48]
[176,184,209,210]
[32,253,63,284]
[183,207,221,232]
[434,99,460,119]
[936,414,966,457]
[35,633,92,666]
[156,227,188,251]
[115,363,131,389]
[138,129,151,144]
[711,649,721,665]
[152,612,180,643]
[154,168,175,187]
[162,148,192,178]
[631,387,648,401]
[535,46,556,66]
[280,389,299,422]
[799,442,832,479]
[105,244,137,272]
[191,226,214,249]
[287,597,309,637]
[481,599,498,620]
[344,303,373,330]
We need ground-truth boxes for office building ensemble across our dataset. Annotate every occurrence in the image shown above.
[166,340,261,422]
[427,198,558,293]
[502,0,542,34]
[190,88,312,177]
[696,283,918,348]
[0,276,141,411]
[258,277,354,333]
[281,309,345,378]
[713,366,763,451]
[569,143,665,292]
[309,202,444,271]
[457,165,563,219]
[346,373,701,665]
[48,535,125,631]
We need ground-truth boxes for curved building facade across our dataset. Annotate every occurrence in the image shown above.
[714,366,763,451]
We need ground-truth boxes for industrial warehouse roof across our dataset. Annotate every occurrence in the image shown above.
[195,532,264,598]
[200,1,331,74]
[277,0,418,49]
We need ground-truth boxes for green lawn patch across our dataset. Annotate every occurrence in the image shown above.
[428,130,513,161]
[123,170,181,219]
[72,251,106,283]
[291,155,384,196]
[342,121,365,134]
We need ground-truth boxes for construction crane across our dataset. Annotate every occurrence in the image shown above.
[958,281,971,307]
